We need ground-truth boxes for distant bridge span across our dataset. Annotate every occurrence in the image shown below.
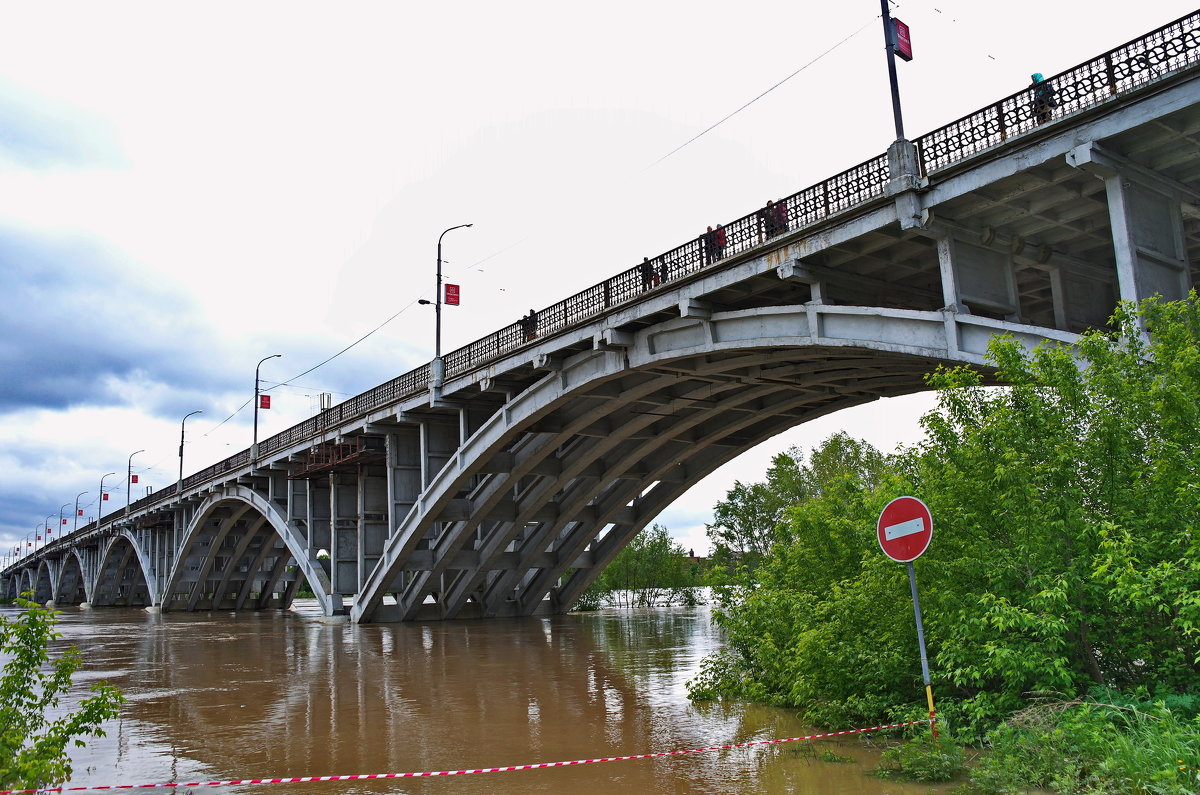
[6,12,1199,621]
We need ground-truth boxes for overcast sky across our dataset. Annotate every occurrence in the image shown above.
[1,1,1192,558]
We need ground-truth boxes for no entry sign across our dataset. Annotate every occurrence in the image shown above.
[877,496,933,563]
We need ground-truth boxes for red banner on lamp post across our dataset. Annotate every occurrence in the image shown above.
[259,395,271,409]
[893,18,913,61]
[445,284,460,306]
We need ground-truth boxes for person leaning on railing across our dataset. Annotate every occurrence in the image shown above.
[1030,72,1057,124]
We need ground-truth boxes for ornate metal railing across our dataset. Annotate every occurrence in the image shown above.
[916,11,1200,173]
[41,10,1200,552]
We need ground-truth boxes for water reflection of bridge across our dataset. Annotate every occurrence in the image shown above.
[6,13,1200,623]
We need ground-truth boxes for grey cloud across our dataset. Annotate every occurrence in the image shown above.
[0,229,242,413]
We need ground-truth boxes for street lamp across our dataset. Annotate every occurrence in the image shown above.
[430,223,472,390]
[73,491,88,534]
[179,410,203,489]
[57,502,70,543]
[879,0,906,141]
[126,449,144,516]
[252,355,281,463]
[98,472,116,529]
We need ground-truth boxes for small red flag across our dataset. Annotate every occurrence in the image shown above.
[131,474,139,484]
[26,542,31,547]
[61,518,67,524]
[35,536,40,541]
[102,493,109,501]
[77,509,84,516]
[259,394,271,409]
[445,284,461,306]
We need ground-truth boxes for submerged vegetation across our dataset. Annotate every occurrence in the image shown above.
[688,296,1200,791]
[574,524,704,610]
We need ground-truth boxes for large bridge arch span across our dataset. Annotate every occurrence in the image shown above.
[91,532,156,608]
[353,304,1076,622]
[161,486,340,617]
[53,549,89,606]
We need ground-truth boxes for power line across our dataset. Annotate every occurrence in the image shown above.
[649,14,878,167]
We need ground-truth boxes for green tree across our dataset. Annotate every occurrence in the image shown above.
[705,447,808,572]
[706,436,887,573]
[0,596,123,790]
[692,433,900,724]
[691,295,1200,735]
[585,524,702,608]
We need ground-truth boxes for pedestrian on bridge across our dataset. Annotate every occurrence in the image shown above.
[702,225,726,265]
[640,257,655,291]
[760,199,787,240]
[1030,72,1057,125]
[520,309,538,341]
[771,200,787,237]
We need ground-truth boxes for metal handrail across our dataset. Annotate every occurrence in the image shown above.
[38,10,1200,552]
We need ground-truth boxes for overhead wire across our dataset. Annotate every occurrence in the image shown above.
[648,14,879,168]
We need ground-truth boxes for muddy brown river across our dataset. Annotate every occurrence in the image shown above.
[28,600,954,794]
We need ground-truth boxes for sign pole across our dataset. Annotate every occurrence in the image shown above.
[877,495,937,739]
[906,560,936,738]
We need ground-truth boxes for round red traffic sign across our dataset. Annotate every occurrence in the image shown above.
[877,496,933,563]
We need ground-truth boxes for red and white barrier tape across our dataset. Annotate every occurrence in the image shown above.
[2,720,928,793]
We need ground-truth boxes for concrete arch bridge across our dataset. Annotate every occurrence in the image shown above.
[6,12,1200,622]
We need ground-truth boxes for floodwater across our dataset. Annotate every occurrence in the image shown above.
[28,601,955,795]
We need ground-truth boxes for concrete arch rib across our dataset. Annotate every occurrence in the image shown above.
[353,304,1078,623]
[54,550,89,606]
[92,533,155,608]
[162,485,339,617]
[32,560,55,605]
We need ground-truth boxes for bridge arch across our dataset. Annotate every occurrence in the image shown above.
[162,485,339,616]
[54,549,89,606]
[31,560,56,605]
[352,304,1077,622]
[91,532,155,608]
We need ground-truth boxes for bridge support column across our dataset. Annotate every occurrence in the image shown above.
[328,472,360,597]
[1068,142,1192,304]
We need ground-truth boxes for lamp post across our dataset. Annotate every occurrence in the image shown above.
[126,450,144,517]
[98,472,116,529]
[431,223,472,390]
[57,502,70,543]
[73,491,88,534]
[879,0,906,141]
[179,410,203,490]
[252,354,281,463]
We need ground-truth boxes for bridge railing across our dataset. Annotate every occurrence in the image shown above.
[50,10,1200,552]
[916,11,1200,174]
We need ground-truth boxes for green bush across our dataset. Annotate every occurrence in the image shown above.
[966,695,1200,794]
[876,734,965,782]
